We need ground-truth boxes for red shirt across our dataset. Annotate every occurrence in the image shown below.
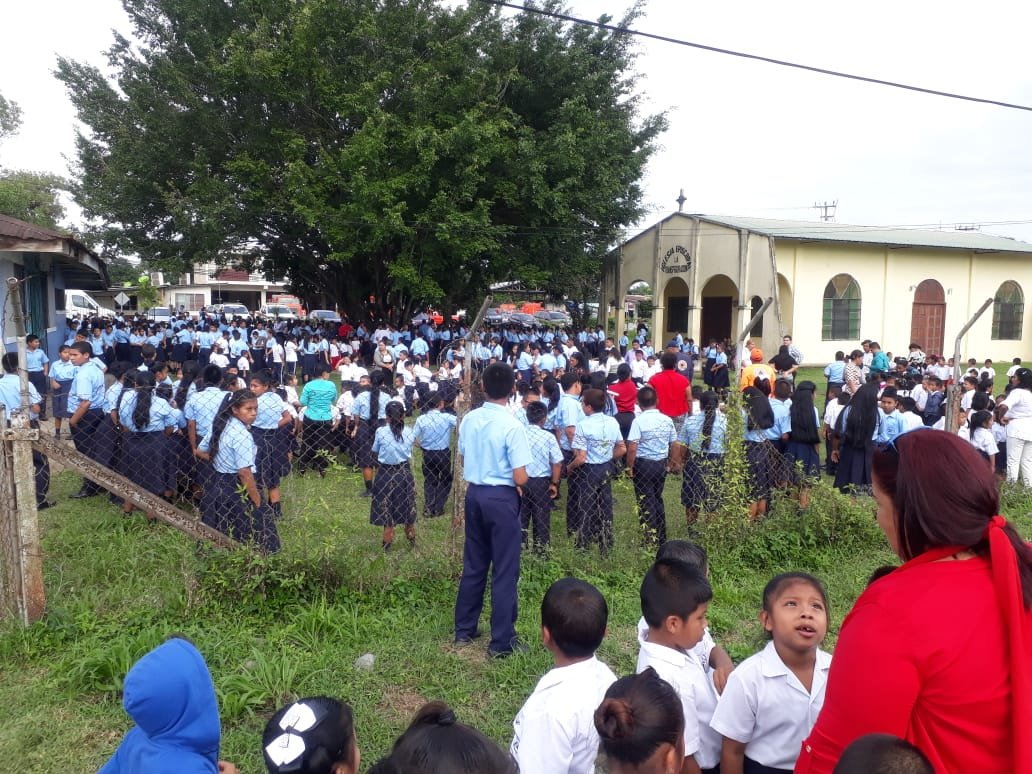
[648,369,691,418]
[609,379,638,414]
[796,550,1027,774]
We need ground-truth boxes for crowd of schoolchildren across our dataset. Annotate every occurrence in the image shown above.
[99,539,935,774]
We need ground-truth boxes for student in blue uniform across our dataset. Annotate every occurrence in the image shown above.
[25,335,50,421]
[196,389,279,552]
[0,353,51,509]
[412,392,457,518]
[519,400,562,550]
[116,369,181,516]
[626,385,677,545]
[370,401,417,551]
[567,388,626,553]
[298,363,338,476]
[196,324,217,367]
[171,323,194,366]
[785,380,823,509]
[454,363,532,659]
[743,385,778,519]
[50,344,77,438]
[350,370,391,496]
[67,341,110,498]
[674,390,727,526]
[250,370,293,519]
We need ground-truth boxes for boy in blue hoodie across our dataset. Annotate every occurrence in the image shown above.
[99,637,236,773]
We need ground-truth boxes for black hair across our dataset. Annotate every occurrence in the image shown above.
[969,409,992,437]
[595,667,684,767]
[69,341,91,356]
[899,396,917,413]
[373,701,516,774]
[526,400,548,426]
[540,577,608,659]
[866,565,897,586]
[616,362,631,381]
[833,733,933,774]
[789,381,820,444]
[655,540,708,574]
[201,364,224,389]
[250,369,276,389]
[560,371,581,391]
[0,353,16,373]
[743,386,774,431]
[636,385,657,409]
[762,572,829,615]
[131,369,156,431]
[209,389,256,461]
[113,369,138,428]
[640,558,712,627]
[386,400,405,442]
[581,388,605,413]
[481,362,516,400]
[262,696,357,774]
[773,378,793,401]
[970,391,993,413]
[659,351,677,370]
[698,390,719,452]
[845,382,880,449]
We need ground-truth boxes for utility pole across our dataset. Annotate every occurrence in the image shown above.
[812,200,838,222]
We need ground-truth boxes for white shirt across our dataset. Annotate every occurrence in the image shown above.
[637,616,715,673]
[1007,364,1022,378]
[284,341,298,362]
[1004,388,1032,441]
[636,631,721,769]
[709,641,832,770]
[510,656,617,774]
[822,401,844,430]
[901,411,924,431]
[337,362,369,382]
[968,426,999,457]
[910,383,928,412]
[209,351,229,368]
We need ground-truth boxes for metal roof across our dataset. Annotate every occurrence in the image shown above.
[0,213,110,290]
[691,214,1032,254]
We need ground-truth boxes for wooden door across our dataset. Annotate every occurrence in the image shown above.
[701,297,733,344]
[910,280,946,355]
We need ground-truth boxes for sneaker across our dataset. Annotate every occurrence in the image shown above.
[487,639,530,660]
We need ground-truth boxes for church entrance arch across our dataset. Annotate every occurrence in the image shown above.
[910,279,946,356]
[700,274,738,345]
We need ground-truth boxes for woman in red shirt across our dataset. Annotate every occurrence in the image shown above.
[796,429,1032,773]
[609,363,639,440]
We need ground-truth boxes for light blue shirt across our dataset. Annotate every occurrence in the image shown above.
[373,425,415,465]
[876,409,906,444]
[0,373,41,419]
[254,391,288,430]
[767,400,791,441]
[573,412,623,464]
[69,360,106,412]
[104,382,125,414]
[413,410,457,451]
[118,392,181,433]
[525,424,563,478]
[679,411,728,455]
[25,348,48,371]
[199,417,256,474]
[89,335,106,356]
[300,378,337,422]
[197,331,217,348]
[51,359,76,381]
[185,388,229,440]
[628,409,676,460]
[459,402,532,486]
[556,393,585,451]
[351,390,391,421]
[824,361,846,383]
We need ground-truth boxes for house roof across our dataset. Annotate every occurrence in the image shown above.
[0,213,110,290]
[691,213,1032,254]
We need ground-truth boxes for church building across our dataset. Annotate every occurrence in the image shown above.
[601,213,1032,365]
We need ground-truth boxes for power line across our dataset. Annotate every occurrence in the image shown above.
[478,0,1032,113]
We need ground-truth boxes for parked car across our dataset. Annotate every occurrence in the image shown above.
[64,289,116,319]
[534,310,572,326]
[259,304,298,321]
[147,306,173,324]
[484,307,510,325]
[509,312,537,328]
[308,309,342,324]
[216,302,250,320]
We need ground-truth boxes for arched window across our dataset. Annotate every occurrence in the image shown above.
[822,274,861,340]
[992,281,1024,340]
[750,296,764,337]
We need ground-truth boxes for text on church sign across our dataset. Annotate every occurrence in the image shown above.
[661,244,692,274]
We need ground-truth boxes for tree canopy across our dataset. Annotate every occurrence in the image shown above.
[0,91,67,229]
[57,0,665,323]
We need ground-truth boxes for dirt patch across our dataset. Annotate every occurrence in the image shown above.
[377,685,427,721]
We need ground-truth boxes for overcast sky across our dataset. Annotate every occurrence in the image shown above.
[2,0,1031,242]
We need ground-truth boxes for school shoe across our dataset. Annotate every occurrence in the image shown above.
[454,630,483,645]
[70,489,96,499]
[359,489,372,498]
[36,501,54,511]
[382,541,392,552]
[488,638,530,660]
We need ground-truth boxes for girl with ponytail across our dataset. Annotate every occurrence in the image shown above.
[369,401,416,551]
[116,368,181,518]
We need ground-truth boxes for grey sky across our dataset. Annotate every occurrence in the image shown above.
[2,0,1030,241]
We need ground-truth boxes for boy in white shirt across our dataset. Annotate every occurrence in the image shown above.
[511,578,617,774]
[636,558,721,773]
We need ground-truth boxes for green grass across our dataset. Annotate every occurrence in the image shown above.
[1,386,1030,772]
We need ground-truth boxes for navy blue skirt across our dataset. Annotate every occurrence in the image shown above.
[52,378,74,419]
[253,426,290,488]
[681,452,724,509]
[834,443,872,494]
[370,462,416,526]
[746,440,781,501]
[785,440,821,480]
[353,419,379,468]
[120,431,176,495]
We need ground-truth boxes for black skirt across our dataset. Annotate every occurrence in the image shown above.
[681,452,724,509]
[120,431,176,495]
[785,440,821,480]
[253,426,290,488]
[353,419,380,468]
[370,462,416,526]
[52,378,74,419]
[834,443,872,494]
[746,440,781,501]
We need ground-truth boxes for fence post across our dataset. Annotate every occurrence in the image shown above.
[945,297,993,434]
[4,277,45,624]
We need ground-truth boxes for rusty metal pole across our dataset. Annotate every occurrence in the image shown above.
[5,277,45,624]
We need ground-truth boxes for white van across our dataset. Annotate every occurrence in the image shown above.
[64,289,115,319]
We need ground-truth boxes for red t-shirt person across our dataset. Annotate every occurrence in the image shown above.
[648,353,692,418]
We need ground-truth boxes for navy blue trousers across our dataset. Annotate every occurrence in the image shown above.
[454,484,521,652]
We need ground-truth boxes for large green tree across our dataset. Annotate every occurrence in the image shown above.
[0,92,67,228]
[57,0,665,323]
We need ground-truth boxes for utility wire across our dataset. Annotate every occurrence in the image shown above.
[478,0,1032,113]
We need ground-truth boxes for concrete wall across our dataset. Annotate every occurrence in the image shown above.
[1,250,72,359]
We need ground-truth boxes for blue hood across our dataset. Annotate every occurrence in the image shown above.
[98,638,220,773]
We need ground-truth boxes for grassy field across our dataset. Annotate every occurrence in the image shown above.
[0,363,1028,772]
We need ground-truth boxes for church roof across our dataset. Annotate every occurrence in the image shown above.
[691,213,1032,253]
